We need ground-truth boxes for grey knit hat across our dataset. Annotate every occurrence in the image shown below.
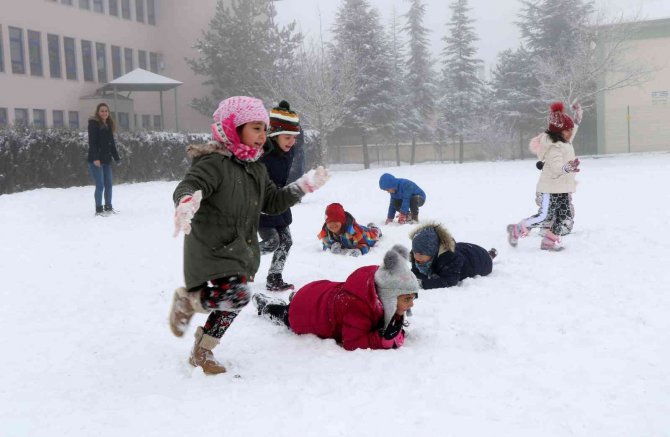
[374,244,421,328]
[411,226,440,256]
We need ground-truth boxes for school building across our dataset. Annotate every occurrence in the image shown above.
[0,0,229,131]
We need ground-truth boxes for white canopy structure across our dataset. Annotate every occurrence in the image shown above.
[98,68,183,130]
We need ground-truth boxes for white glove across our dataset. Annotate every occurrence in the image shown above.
[295,166,330,194]
[571,103,583,125]
[330,242,343,254]
[173,190,202,237]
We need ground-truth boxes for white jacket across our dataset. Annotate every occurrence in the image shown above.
[530,133,577,194]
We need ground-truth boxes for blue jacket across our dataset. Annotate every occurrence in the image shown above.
[379,173,426,219]
[259,139,295,228]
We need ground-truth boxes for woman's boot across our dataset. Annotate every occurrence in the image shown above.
[169,287,207,337]
[541,231,563,251]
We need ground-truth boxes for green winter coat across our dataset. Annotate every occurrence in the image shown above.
[173,142,303,289]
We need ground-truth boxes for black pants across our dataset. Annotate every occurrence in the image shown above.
[392,195,425,221]
[258,226,292,275]
[188,276,251,338]
[526,193,574,236]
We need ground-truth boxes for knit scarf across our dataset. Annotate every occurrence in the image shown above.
[414,259,433,277]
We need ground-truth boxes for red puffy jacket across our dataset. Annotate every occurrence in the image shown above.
[288,265,404,351]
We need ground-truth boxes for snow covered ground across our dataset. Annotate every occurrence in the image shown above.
[1,153,669,437]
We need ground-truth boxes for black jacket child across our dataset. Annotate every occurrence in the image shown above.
[410,222,493,289]
[259,140,295,228]
[87,119,120,164]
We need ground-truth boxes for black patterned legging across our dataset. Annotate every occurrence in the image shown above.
[525,193,574,236]
[188,276,251,338]
[258,226,292,275]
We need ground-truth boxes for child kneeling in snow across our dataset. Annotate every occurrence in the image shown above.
[252,245,419,351]
[410,222,496,290]
[317,202,381,257]
[378,173,426,224]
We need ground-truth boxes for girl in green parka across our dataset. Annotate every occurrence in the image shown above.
[168,96,329,375]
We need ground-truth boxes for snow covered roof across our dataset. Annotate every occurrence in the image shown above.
[98,68,183,92]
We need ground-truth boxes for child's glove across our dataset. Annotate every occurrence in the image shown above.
[173,190,202,237]
[385,217,394,225]
[295,166,330,194]
[397,213,408,224]
[571,102,583,125]
[562,158,581,173]
[330,242,343,254]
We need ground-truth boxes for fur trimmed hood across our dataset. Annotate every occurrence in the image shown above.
[186,141,233,159]
[409,221,456,254]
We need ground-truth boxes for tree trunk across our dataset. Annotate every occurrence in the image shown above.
[395,141,400,166]
[362,131,370,170]
[410,133,416,166]
[458,134,464,164]
[519,127,524,160]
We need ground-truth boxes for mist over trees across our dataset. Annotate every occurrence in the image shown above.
[187,0,650,165]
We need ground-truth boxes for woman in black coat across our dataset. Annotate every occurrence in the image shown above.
[409,222,497,289]
[258,101,302,291]
[87,103,120,216]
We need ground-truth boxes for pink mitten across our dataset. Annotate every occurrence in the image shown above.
[295,166,330,194]
[173,190,202,237]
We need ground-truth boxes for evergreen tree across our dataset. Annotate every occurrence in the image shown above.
[403,0,437,165]
[439,0,483,163]
[331,0,395,168]
[387,5,407,166]
[490,47,538,158]
[187,0,302,115]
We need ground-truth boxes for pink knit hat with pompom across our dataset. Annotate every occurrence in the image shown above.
[212,96,270,128]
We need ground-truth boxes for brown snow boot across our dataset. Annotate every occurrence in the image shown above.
[169,287,207,337]
[189,327,227,374]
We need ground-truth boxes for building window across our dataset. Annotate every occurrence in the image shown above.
[61,0,73,5]
[111,45,122,78]
[108,0,118,16]
[153,114,161,130]
[96,42,107,82]
[147,0,156,25]
[79,0,90,9]
[64,37,77,80]
[651,90,668,106]
[33,109,46,128]
[0,108,7,127]
[149,51,158,73]
[0,26,5,73]
[93,0,104,13]
[81,40,94,81]
[15,108,29,126]
[135,0,145,23]
[47,34,62,78]
[9,27,25,74]
[121,0,130,19]
[117,112,129,130]
[28,30,43,76]
[124,48,133,73]
[138,50,147,69]
[141,114,150,128]
[68,111,79,129]
[53,110,65,128]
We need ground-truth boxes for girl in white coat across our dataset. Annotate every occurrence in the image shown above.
[507,102,581,251]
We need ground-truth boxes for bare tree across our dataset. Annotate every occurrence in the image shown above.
[266,40,357,166]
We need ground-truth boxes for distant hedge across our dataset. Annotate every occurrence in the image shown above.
[0,126,207,195]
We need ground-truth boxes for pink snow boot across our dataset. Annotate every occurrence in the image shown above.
[506,222,528,247]
[540,232,563,251]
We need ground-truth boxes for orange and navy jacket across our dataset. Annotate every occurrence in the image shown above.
[317,212,380,255]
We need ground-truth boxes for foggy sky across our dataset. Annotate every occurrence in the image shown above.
[275,0,670,70]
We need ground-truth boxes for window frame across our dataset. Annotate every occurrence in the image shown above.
[135,0,145,23]
[124,47,133,73]
[0,107,8,127]
[0,25,5,73]
[147,0,156,25]
[108,0,118,16]
[47,34,62,78]
[68,111,80,129]
[81,40,94,82]
[14,108,29,126]
[149,51,158,73]
[79,0,91,10]
[52,110,65,128]
[27,30,43,77]
[111,45,122,79]
[93,0,104,13]
[63,36,77,80]
[95,42,107,83]
[9,26,26,74]
[33,109,46,128]
[121,0,131,19]
[138,50,147,70]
